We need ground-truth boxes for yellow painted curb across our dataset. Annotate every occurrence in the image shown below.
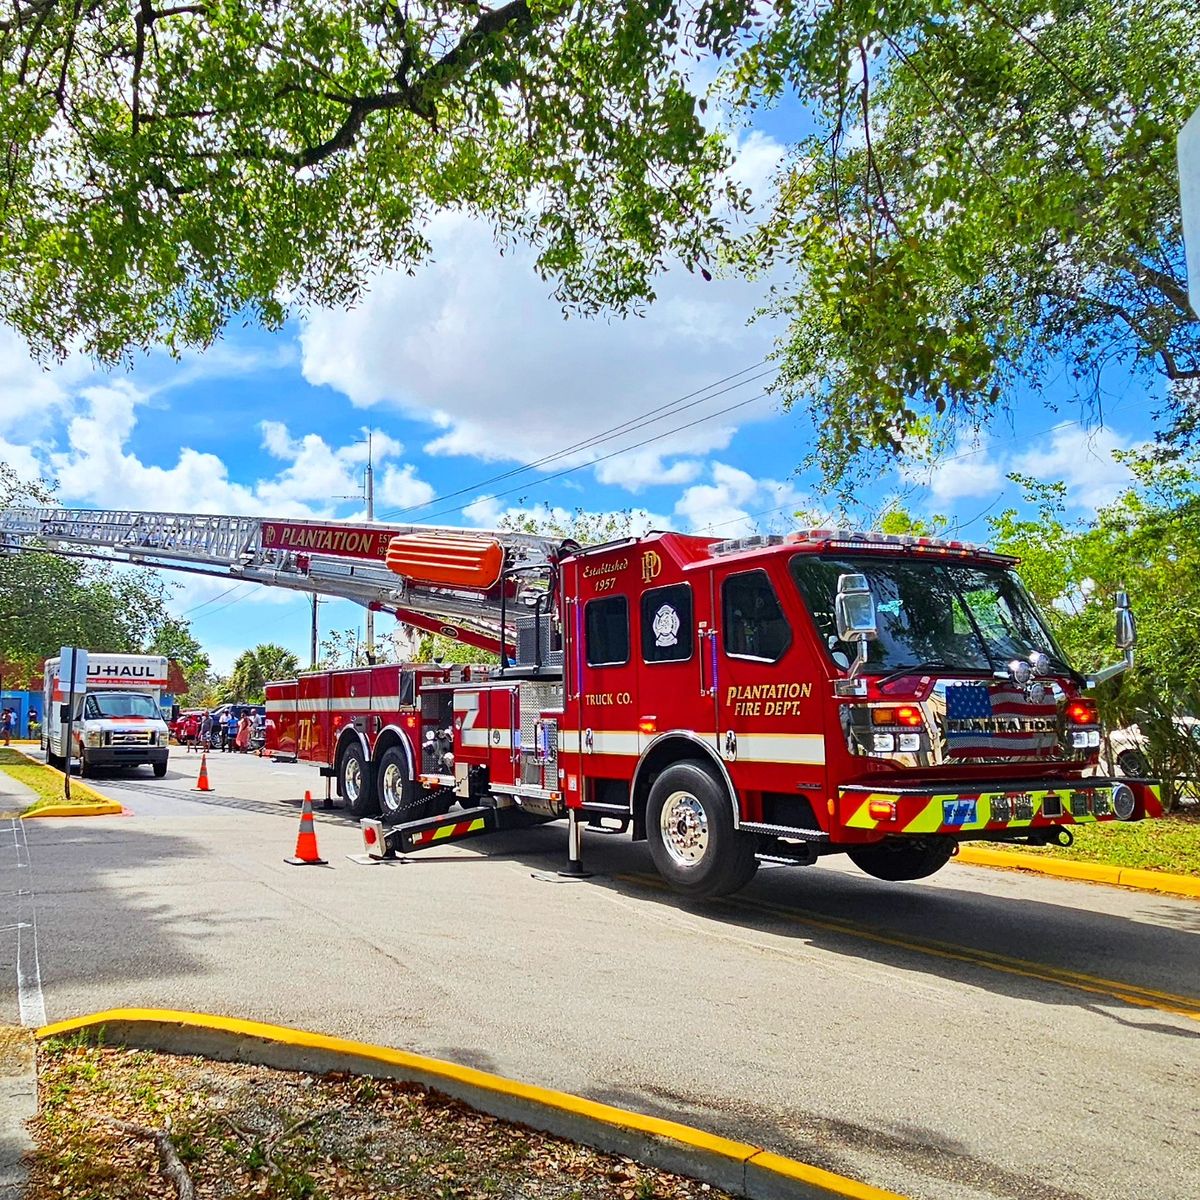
[955,846,1199,900]
[36,1009,908,1200]
[22,802,124,819]
[1114,867,1200,899]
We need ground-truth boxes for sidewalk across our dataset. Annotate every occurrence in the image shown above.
[0,1027,34,1200]
[1,769,39,1197]
[0,768,35,818]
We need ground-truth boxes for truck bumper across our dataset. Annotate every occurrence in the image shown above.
[838,777,1162,839]
[83,747,169,769]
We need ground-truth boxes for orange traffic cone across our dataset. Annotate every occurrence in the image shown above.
[193,752,213,792]
[286,792,327,866]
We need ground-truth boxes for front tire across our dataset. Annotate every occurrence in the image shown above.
[847,837,954,882]
[153,761,167,778]
[646,761,758,899]
[338,741,377,818]
[1116,749,1150,777]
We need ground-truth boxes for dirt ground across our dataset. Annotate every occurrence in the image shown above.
[27,1036,734,1200]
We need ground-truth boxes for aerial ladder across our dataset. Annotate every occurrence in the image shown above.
[0,506,566,655]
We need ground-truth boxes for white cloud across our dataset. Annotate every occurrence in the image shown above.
[728,129,786,208]
[10,376,434,524]
[297,210,781,491]
[1010,423,1143,510]
[673,462,815,537]
[0,436,46,487]
[377,463,435,511]
[899,435,1004,503]
[897,422,1146,516]
[0,327,92,440]
[593,448,703,491]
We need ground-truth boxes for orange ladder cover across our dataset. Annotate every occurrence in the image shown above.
[385,534,505,590]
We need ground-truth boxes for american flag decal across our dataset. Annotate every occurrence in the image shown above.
[943,684,1058,759]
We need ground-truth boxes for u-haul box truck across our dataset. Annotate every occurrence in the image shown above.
[42,653,170,777]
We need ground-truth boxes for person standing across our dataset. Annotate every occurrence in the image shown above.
[224,709,239,752]
[200,710,213,751]
[1,708,13,746]
[235,712,252,753]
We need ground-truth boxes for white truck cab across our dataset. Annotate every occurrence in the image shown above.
[42,653,171,777]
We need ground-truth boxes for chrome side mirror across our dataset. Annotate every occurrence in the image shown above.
[1115,591,1136,652]
[835,573,877,677]
[1088,591,1137,688]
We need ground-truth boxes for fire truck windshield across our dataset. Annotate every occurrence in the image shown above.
[84,693,161,720]
[789,554,1068,676]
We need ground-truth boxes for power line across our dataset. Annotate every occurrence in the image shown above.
[179,582,249,618]
[373,361,774,522]
[412,390,773,526]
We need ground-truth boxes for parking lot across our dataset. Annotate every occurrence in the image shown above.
[3,747,1199,1200]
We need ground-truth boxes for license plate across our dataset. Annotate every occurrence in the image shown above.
[942,799,977,827]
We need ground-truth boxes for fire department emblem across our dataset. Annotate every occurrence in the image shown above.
[641,551,662,583]
[652,603,680,648]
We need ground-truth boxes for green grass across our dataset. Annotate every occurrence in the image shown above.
[996,810,1200,876]
[0,748,114,812]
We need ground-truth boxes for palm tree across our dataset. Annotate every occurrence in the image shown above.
[227,644,301,702]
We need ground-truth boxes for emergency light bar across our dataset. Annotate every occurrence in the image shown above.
[784,529,1016,563]
[711,529,1012,560]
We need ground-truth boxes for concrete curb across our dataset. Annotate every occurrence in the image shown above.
[22,801,124,818]
[2,747,123,817]
[36,1009,906,1200]
[955,846,1200,899]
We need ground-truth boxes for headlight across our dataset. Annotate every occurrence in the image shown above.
[85,731,102,747]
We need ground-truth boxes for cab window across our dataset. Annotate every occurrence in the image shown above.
[722,570,791,662]
[585,596,629,666]
[641,584,693,664]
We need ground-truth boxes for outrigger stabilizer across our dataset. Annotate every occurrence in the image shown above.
[359,805,590,877]
[360,807,499,858]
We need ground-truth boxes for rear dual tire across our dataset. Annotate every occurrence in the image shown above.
[338,742,377,819]
[377,747,454,824]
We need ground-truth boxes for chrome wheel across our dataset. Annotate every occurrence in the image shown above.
[343,755,363,804]
[381,761,403,808]
[659,790,709,868]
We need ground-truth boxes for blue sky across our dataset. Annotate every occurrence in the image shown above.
[0,114,1166,676]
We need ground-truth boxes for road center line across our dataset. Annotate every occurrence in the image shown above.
[618,873,1200,1022]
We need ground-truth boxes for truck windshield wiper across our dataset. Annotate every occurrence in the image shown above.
[874,661,980,687]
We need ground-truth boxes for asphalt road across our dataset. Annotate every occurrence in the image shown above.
[3,747,1198,1200]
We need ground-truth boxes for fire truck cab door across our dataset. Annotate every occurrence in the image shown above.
[711,563,826,799]
[563,555,639,803]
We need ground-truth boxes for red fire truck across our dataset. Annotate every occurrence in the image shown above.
[263,525,1162,898]
[0,506,1160,897]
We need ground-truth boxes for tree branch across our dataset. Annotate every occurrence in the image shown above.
[1114,255,1193,315]
[294,0,534,168]
[131,0,153,135]
[104,1118,195,1200]
[420,0,531,94]
[0,0,58,36]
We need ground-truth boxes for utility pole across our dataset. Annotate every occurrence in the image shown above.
[309,594,319,668]
[364,428,375,661]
